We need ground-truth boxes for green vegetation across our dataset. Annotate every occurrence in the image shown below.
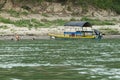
[70,18,77,21]
[0,17,13,24]
[70,17,116,25]
[0,16,116,28]
[0,25,8,29]
[5,9,29,17]
[0,17,67,28]
[99,28,119,35]
[14,19,67,28]
[16,0,120,14]
[0,0,120,14]
[81,17,115,25]
[41,13,49,17]
[14,19,45,28]
[61,0,120,14]
[6,9,20,17]
[1,16,119,35]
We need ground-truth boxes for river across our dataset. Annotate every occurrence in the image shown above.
[0,39,120,80]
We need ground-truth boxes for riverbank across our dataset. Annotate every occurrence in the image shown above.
[0,35,50,40]
[0,35,120,40]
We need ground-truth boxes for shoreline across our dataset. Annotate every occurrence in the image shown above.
[0,35,120,40]
[0,35,50,40]
[103,35,120,39]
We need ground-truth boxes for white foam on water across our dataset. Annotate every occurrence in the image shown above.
[109,58,120,61]
[10,78,22,80]
[95,58,120,62]
[63,60,83,65]
[0,63,71,68]
[78,72,88,74]
[90,68,120,75]
[0,63,41,68]
[100,52,111,57]
[90,76,97,78]
[109,75,120,79]
[18,47,35,51]
[0,55,23,57]
[71,68,87,71]
[0,46,44,52]
[72,67,120,79]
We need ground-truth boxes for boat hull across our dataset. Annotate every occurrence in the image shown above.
[48,34,95,39]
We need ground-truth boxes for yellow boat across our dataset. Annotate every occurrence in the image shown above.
[48,21,102,39]
[48,33,95,39]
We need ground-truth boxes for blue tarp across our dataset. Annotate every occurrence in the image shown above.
[64,21,92,27]
[64,31,82,35]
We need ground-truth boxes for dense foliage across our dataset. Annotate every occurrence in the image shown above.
[15,0,120,14]
[0,0,120,14]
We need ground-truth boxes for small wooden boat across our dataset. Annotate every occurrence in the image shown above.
[48,21,102,39]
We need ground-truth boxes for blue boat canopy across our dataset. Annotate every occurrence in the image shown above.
[64,21,92,27]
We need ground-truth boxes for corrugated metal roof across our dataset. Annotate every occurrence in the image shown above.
[64,21,92,27]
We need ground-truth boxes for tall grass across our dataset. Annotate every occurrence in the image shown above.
[0,17,67,28]
[81,17,115,25]
[0,16,115,28]
[99,28,119,35]
[0,17,13,24]
[14,19,45,28]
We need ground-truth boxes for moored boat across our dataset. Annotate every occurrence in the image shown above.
[48,21,102,39]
